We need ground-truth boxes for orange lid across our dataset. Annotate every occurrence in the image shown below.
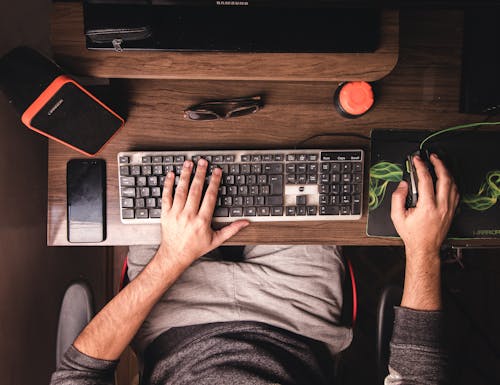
[338,81,374,116]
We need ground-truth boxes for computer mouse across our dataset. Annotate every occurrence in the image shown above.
[404,149,437,208]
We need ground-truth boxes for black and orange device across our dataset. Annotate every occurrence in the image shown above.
[0,47,124,156]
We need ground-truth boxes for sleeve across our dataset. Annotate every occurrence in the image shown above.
[50,345,119,385]
[384,307,449,385]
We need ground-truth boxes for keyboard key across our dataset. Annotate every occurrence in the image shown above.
[146,198,156,208]
[297,164,307,174]
[319,185,329,194]
[135,209,148,218]
[163,156,173,163]
[244,207,256,216]
[342,163,352,172]
[320,205,340,215]
[286,164,296,173]
[150,209,162,218]
[236,175,246,185]
[353,162,362,172]
[244,196,254,206]
[121,176,135,187]
[175,155,185,163]
[142,166,152,175]
[234,196,243,206]
[258,175,267,184]
[152,156,163,163]
[142,156,151,163]
[341,206,351,215]
[269,175,283,195]
[307,206,318,215]
[135,198,145,208]
[261,185,270,195]
[307,163,318,173]
[255,196,265,205]
[321,163,330,172]
[122,188,136,198]
[275,154,284,161]
[148,176,158,186]
[307,174,318,184]
[225,155,235,162]
[238,185,249,196]
[223,196,233,206]
[297,206,307,216]
[286,154,296,161]
[241,164,251,174]
[228,186,238,195]
[130,165,141,175]
[252,164,262,174]
[286,206,296,216]
[122,198,134,208]
[271,206,284,216]
[153,165,163,175]
[119,156,129,164]
[229,164,240,174]
[331,163,341,172]
[122,209,134,219]
[320,174,330,184]
[251,155,262,162]
[136,176,147,187]
[257,207,270,216]
[230,207,243,217]
[120,166,130,176]
[140,187,151,197]
[296,195,306,205]
[241,155,251,162]
[151,187,162,197]
[297,175,307,184]
[214,207,229,217]
[264,163,283,174]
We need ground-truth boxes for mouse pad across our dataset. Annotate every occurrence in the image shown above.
[367,129,500,239]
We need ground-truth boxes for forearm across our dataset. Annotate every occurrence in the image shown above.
[401,251,441,311]
[74,250,186,361]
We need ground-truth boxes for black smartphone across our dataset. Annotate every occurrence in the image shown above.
[67,159,106,243]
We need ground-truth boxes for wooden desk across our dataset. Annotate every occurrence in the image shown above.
[48,8,500,246]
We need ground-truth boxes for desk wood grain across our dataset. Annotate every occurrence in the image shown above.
[50,2,399,82]
[48,10,500,246]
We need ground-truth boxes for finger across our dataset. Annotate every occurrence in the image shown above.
[161,171,175,213]
[390,181,408,225]
[185,159,208,213]
[172,160,193,212]
[429,153,452,209]
[213,220,250,246]
[413,156,435,206]
[199,167,223,219]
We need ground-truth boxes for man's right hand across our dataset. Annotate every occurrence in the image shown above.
[390,153,459,311]
[391,153,460,262]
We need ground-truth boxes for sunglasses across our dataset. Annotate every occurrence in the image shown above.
[184,95,263,121]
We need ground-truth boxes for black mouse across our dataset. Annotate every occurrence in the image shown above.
[404,149,437,208]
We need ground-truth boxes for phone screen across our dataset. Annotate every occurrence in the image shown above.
[67,159,106,243]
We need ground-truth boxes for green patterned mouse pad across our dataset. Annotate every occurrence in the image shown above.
[367,129,500,239]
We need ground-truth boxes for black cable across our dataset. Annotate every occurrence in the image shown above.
[295,133,371,149]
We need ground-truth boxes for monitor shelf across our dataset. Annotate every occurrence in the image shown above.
[51,2,399,82]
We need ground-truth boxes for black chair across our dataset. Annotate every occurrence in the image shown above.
[56,281,94,368]
[376,285,403,385]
